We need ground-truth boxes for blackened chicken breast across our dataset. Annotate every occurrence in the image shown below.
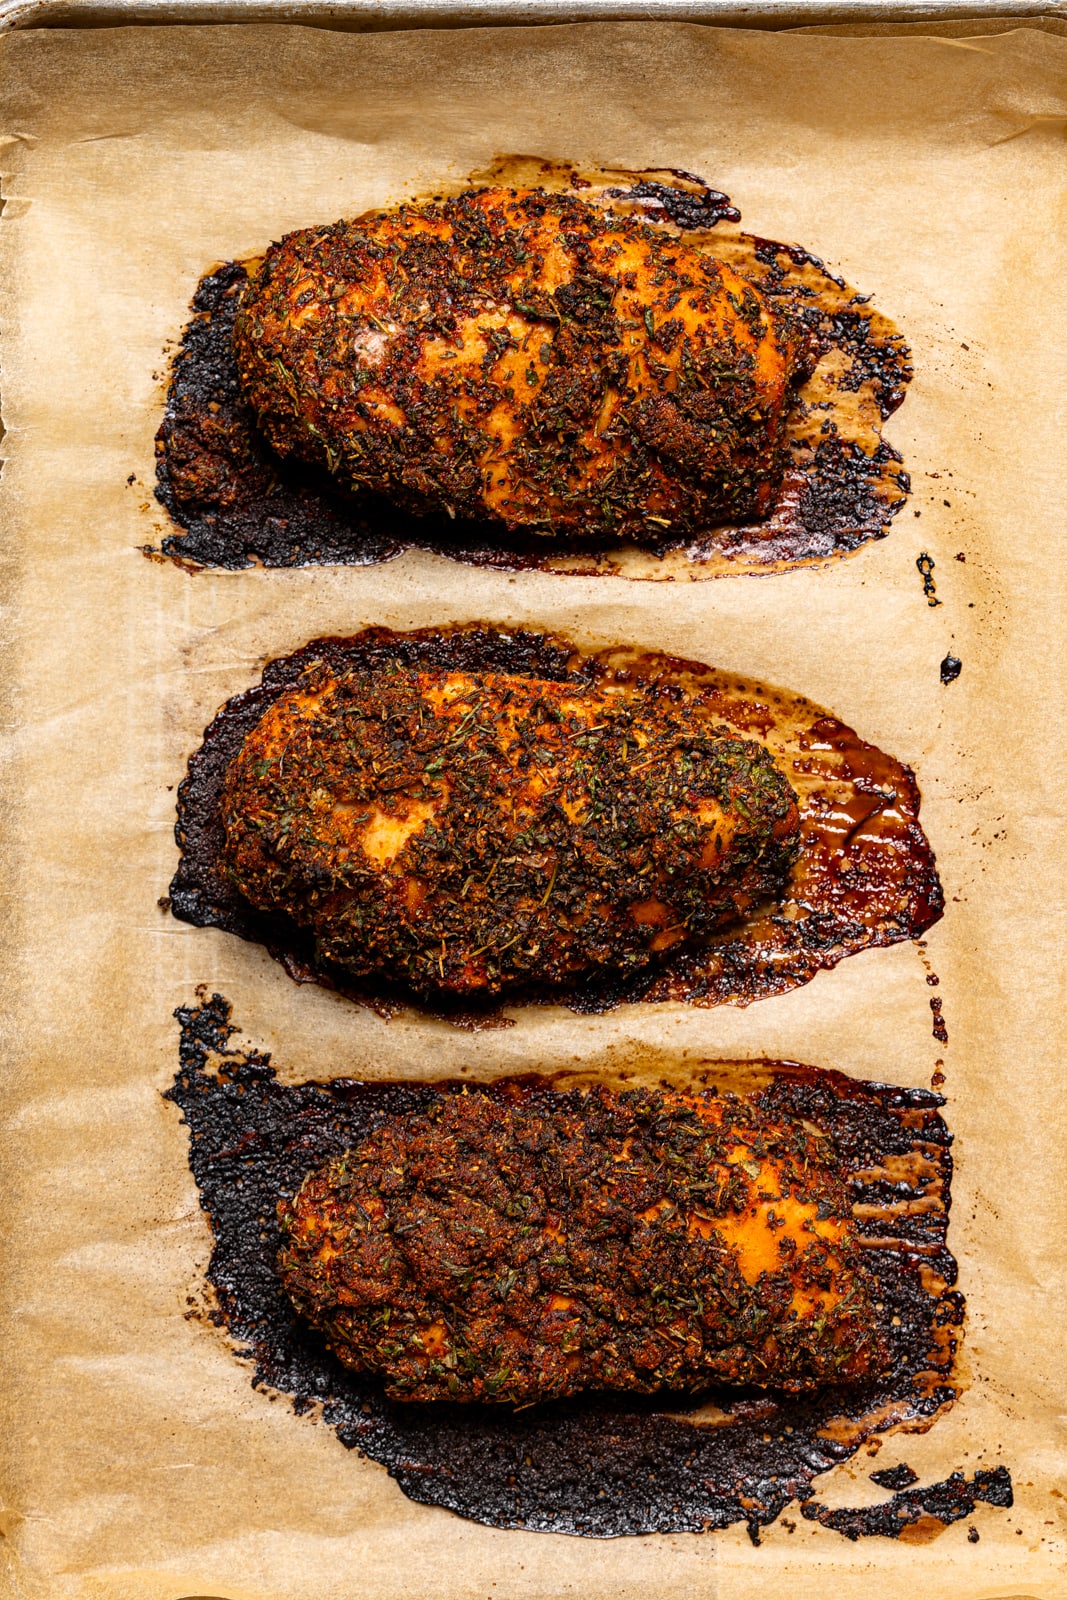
[278,1085,888,1405]
[233,187,814,543]
[218,658,800,998]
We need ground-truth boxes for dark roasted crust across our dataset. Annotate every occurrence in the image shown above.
[167,994,967,1540]
[278,1086,888,1404]
[169,627,943,1017]
[232,188,811,542]
[218,659,800,997]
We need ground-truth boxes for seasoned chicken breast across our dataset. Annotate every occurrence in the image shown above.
[232,187,814,542]
[218,659,800,998]
[278,1085,888,1404]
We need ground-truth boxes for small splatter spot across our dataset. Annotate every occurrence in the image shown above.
[931,996,948,1043]
[917,552,942,607]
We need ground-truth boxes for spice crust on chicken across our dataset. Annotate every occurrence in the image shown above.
[218,659,801,998]
[278,1084,889,1405]
[232,186,815,543]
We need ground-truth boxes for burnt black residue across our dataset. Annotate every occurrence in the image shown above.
[917,552,942,607]
[802,1467,1012,1541]
[168,625,944,1020]
[153,171,910,575]
[870,1462,919,1490]
[603,175,741,230]
[940,654,963,684]
[748,241,909,423]
[166,992,967,1541]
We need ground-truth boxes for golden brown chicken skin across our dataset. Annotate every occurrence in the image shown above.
[232,187,813,542]
[218,660,800,998]
[278,1086,888,1404]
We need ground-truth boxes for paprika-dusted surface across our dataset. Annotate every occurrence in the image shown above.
[154,162,911,578]
[278,1084,888,1405]
[232,186,814,542]
[168,994,969,1540]
[169,627,943,1017]
[218,657,800,999]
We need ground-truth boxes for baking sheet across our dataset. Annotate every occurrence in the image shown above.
[3,0,1066,34]
[0,17,1065,1600]
[3,0,1064,35]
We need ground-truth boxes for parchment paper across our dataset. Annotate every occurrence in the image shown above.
[0,18,1065,1600]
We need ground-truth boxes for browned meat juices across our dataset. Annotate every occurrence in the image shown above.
[279,1085,889,1405]
[232,187,814,542]
[218,659,800,997]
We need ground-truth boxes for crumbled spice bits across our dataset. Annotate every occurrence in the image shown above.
[278,1085,890,1406]
[218,660,800,997]
[232,186,815,543]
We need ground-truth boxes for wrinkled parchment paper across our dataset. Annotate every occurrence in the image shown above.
[1,19,1065,1600]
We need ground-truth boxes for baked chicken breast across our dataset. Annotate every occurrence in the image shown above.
[279,1085,887,1404]
[232,187,814,542]
[218,659,800,998]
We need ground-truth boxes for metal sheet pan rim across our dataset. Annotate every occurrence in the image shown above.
[2,0,1064,33]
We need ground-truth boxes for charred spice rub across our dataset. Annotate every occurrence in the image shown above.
[279,1085,887,1405]
[154,166,911,577]
[167,993,968,1541]
[169,626,944,1018]
[218,649,800,999]
[233,186,815,541]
